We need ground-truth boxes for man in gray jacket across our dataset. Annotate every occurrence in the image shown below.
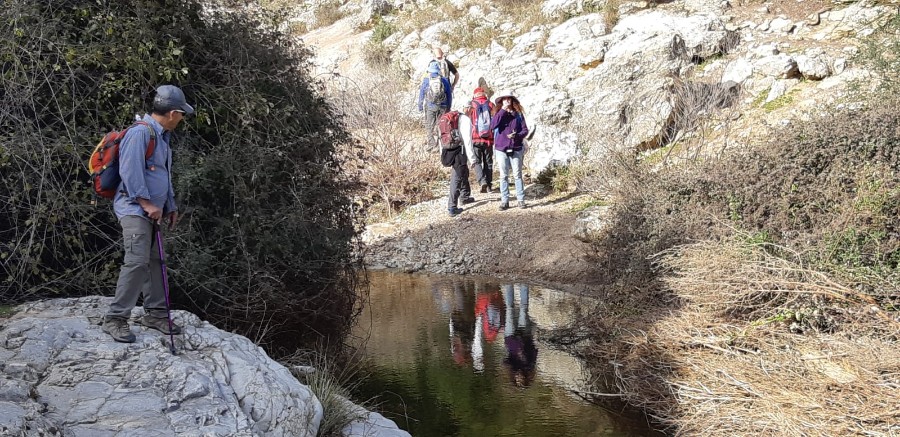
[102,85,193,343]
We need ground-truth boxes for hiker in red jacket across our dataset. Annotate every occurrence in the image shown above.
[465,88,495,193]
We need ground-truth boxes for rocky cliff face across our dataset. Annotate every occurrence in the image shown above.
[299,0,894,174]
[0,298,409,437]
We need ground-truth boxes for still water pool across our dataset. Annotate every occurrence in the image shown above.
[350,271,661,437]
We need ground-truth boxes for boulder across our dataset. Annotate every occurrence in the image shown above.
[722,58,754,83]
[362,0,392,21]
[614,11,735,60]
[526,125,579,175]
[765,78,799,103]
[542,0,580,18]
[814,1,894,40]
[795,48,832,80]
[768,17,795,33]
[0,298,409,437]
[566,10,734,150]
[572,205,611,243]
[516,86,573,124]
[754,53,799,79]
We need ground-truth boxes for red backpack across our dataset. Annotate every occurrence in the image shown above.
[88,121,156,199]
[437,111,463,150]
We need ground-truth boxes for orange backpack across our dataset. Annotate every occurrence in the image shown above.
[88,121,156,199]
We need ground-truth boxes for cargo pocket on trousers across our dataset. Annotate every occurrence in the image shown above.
[124,231,150,264]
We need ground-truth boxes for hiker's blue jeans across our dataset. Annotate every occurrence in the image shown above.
[495,148,524,203]
[503,284,530,336]
[107,215,168,320]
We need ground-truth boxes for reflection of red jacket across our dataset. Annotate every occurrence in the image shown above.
[467,98,495,146]
[475,293,503,343]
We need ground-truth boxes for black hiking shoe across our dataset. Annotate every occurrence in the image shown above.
[448,207,463,217]
[480,184,489,193]
[102,318,136,343]
[460,196,475,205]
[499,202,509,211]
[139,315,182,335]
[518,201,527,209]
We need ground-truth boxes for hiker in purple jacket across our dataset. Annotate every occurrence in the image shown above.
[491,91,529,210]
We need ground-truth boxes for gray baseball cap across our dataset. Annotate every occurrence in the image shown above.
[153,85,194,114]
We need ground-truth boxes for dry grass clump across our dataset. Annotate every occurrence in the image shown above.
[322,72,444,220]
[439,17,495,50]
[593,239,899,435]
[395,0,465,34]
[312,0,346,30]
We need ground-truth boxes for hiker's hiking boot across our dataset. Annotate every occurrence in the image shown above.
[448,207,463,217]
[499,202,509,211]
[460,196,475,205]
[139,315,182,335]
[518,201,527,209]
[480,184,488,193]
[102,318,136,343]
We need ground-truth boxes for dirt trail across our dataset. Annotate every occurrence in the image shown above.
[301,17,369,77]
[363,184,606,290]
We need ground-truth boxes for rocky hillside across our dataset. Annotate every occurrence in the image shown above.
[295,0,894,174]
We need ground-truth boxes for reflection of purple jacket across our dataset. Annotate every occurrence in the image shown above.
[490,109,528,152]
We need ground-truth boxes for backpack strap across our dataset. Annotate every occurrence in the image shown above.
[132,121,157,160]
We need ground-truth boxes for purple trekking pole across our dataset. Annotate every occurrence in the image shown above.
[153,222,178,355]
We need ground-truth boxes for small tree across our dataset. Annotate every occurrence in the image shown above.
[0,0,363,356]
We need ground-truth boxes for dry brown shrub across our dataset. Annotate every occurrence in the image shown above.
[322,72,444,219]
[601,239,900,435]
[571,87,899,434]
[603,0,622,30]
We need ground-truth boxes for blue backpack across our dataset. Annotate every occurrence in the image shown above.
[474,101,492,139]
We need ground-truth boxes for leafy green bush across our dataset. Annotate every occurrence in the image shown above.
[0,0,362,356]
[371,17,395,43]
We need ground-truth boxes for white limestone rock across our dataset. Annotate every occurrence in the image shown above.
[754,53,799,79]
[572,205,611,243]
[769,17,795,33]
[542,0,580,18]
[526,125,579,176]
[795,48,832,80]
[543,14,607,57]
[765,78,799,103]
[722,58,754,84]
[0,297,408,437]
[816,0,893,40]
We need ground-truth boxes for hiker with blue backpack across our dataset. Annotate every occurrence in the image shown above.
[430,47,460,91]
[465,87,495,193]
[418,61,453,150]
[100,85,193,344]
[491,91,529,210]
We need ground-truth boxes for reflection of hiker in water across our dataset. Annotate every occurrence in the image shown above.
[473,285,505,372]
[448,280,476,367]
[502,283,537,388]
[475,287,505,344]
